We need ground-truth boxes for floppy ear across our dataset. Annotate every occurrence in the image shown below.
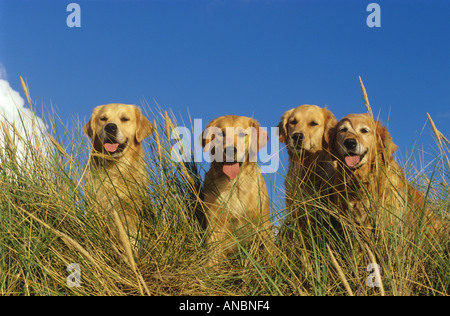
[327,123,339,157]
[135,107,154,143]
[199,129,212,150]
[258,127,269,150]
[277,108,294,143]
[322,107,338,149]
[375,121,398,162]
[200,117,220,152]
[84,119,94,139]
[84,105,102,139]
[249,118,268,155]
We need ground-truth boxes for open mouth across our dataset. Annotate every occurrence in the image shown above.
[104,139,127,154]
[292,144,304,151]
[344,151,367,169]
[222,161,243,180]
[288,140,304,151]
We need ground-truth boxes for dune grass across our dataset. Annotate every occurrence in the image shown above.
[0,81,448,296]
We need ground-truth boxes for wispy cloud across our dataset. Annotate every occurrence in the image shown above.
[0,63,7,80]
[439,111,450,120]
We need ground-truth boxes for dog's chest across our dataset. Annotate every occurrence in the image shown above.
[87,161,146,203]
[204,171,267,219]
[218,178,258,214]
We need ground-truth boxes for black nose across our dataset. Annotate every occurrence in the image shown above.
[344,138,358,150]
[292,133,304,145]
[105,123,117,134]
[224,146,237,162]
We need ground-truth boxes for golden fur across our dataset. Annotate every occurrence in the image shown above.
[84,103,153,238]
[330,113,443,236]
[278,105,337,234]
[200,115,273,265]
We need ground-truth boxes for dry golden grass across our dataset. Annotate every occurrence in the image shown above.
[0,79,447,296]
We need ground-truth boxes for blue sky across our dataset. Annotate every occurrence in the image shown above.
[0,0,449,208]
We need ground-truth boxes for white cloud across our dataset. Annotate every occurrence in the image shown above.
[0,77,51,165]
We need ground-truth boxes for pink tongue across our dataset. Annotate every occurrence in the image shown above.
[223,163,240,180]
[345,155,361,168]
[104,143,119,153]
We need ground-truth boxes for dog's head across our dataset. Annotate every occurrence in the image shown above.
[278,105,337,154]
[84,103,153,158]
[200,115,268,180]
[331,113,398,170]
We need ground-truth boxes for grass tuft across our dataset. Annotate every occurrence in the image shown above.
[0,81,447,296]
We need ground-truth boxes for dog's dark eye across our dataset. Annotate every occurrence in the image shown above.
[339,127,348,133]
[238,132,247,138]
[361,128,370,134]
[121,117,130,122]
[289,119,297,125]
[309,121,319,127]
[100,117,107,121]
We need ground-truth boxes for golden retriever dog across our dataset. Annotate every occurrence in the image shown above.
[277,105,337,235]
[200,115,274,265]
[84,103,153,239]
[330,113,443,237]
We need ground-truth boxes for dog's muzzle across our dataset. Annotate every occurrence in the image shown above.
[222,146,243,180]
[103,123,126,154]
[342,138,367,169]
[291,132,304,149]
